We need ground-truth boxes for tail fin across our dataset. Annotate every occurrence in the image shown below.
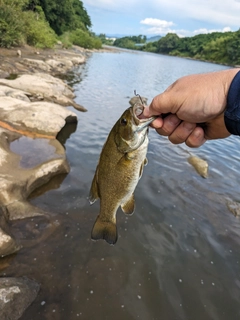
[91,215,118,245]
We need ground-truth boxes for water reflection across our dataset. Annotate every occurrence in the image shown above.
[2,50,240,320]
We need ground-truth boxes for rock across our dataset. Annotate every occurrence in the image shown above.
[0,97,77,137]
[129,96,148,106]
[188,156,208,178]
[0,128,70,220]
[71,56,85,65]
[0,277,40,320]
[21,58,51,72]
[16,50,21,57]
[46,58,73,70]
[0,73,85,110]
[0,69,9,79]
[0,85,30,102]
[226,198,240,217]
[0,209,20,257]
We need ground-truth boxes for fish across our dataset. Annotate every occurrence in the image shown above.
[89,103,155,245]
[188,155,208,178]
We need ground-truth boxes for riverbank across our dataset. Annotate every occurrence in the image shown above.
[0,44,97,319]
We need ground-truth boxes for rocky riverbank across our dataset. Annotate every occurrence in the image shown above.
[0,44,93,319]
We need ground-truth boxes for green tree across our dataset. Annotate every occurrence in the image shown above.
[157,33,180,53]
[33,0,91,35]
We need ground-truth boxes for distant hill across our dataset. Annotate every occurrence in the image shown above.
[146,35,162,43]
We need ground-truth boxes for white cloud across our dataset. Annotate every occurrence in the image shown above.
[140,18,176,35]
[140,18,174,28]
[149,0,240,27]
[85,0,240,35]
[140,17,234,37]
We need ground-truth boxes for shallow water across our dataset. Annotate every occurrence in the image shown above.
[2,50,240,320]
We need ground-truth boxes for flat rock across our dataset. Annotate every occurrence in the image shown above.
[0,73,81,108]
[21,58,51,72]
[0,85,30,102]
[0,98,77,137]
[0,277,40,320]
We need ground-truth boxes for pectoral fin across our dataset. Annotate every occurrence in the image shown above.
[139,158,147,180]
[89,167,99,205]
[91,215,118,245]
[121,194,135,215]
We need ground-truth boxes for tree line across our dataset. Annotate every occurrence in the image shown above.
[112,31,240,66]
[0,0,101,49]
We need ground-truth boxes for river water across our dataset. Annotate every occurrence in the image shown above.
[3,50,240,320]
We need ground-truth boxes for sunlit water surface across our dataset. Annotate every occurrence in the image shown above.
[3,50,240,320]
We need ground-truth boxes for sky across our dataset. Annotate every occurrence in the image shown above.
[83,0,240,37]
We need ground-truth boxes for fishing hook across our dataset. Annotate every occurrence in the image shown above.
[134,90,144,105]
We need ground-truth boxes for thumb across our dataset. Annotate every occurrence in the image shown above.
[149,91,175,116]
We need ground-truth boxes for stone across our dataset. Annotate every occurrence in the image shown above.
[0,277,40,320]
[226,198,240,217]
[0,209,20,257]
[0,73,75,105]
[0,98,77,137]
[0,128,70,220]
[21,58,51,72]
[0,85,30,102]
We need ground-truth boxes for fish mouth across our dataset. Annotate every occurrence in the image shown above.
[132,103,156,131]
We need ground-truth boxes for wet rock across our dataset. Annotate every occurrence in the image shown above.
[0,128,70,220]
[0,98,77,137]
[0,209,20,257]
[129,96,148,106]
[188,156,208,178]
[0,277,40,320]
[226,198,240,217]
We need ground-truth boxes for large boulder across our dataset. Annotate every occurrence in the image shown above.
[0,98,77,137]
[0,85,30,102]
[0,73,87,111]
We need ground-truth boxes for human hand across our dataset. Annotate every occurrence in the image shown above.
[143,69,240,147]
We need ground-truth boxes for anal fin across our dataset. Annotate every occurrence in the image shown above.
[121,194,135,215]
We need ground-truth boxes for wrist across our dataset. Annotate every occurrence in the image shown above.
[224,70,240,135]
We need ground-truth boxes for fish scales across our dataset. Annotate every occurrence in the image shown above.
[89,103,155,245]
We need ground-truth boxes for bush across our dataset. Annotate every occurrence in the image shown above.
[59,32,73,49]
[69,29,102,49]
[0,2,57,48]
[0,5,25,47]
[22,9,57,48]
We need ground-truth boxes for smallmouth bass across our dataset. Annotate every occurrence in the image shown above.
[89,103,155,245]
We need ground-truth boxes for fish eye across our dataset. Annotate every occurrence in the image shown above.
[120,118,127,126]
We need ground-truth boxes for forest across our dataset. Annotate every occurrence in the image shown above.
[113,31,240,66]
[1,0,239,66]
[0,0,101,49]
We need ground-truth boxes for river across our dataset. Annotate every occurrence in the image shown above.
[5,50,240,319]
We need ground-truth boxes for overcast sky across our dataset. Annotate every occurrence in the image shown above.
[83,0,240,37]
